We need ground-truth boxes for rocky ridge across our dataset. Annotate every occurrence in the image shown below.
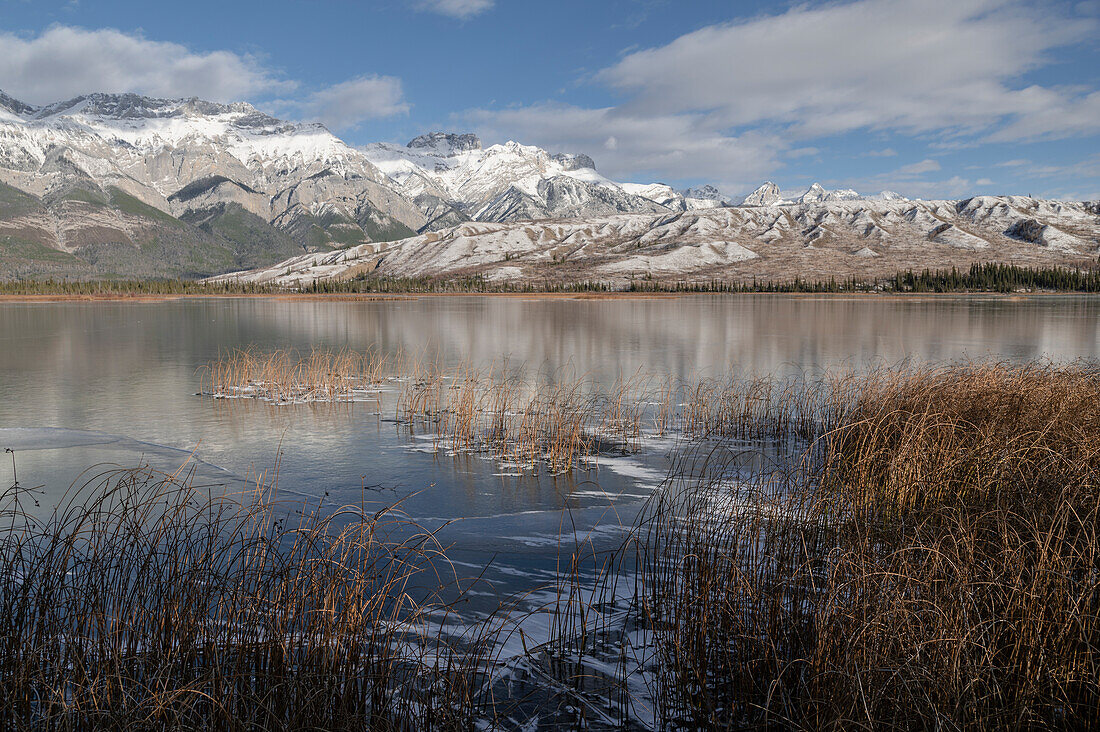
[209,195,1100,287]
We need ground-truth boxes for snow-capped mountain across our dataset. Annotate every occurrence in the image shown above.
[212,195,1100,288]
[797,182,861,204]
[2,90,1097,283]
[739,181,913,206]
[362,133,725,229]
[0,90,427,277]
[681,185,731,208]
[743,182,782,207]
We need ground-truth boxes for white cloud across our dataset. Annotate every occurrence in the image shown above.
[1021,154,1100,179]
[0,26,410,132]
[464,0,1098,198]
[827,160,968,199]
[465,103,785,190]
[786,147,820,159]
[1051,189,1100,201]
[413,0,494,19]
[900,176,975,199]
[298,76,409,130]
[895,159,941,176]
[854,174,974,200]
[0,25,292,105]
[597,0,1097,140]
[976,178,995,185]
[987,89,1100,141]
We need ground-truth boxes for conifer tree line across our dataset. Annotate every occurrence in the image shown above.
[888,263,1100,293]
[1,262,1098,295]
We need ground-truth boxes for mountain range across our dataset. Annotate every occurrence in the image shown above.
[212,196,1100,288]
[0,90,1097,282]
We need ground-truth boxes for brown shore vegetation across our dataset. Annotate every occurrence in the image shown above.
[557,362,1100,729]
[0,465,501,729]
[2,361,1098,728]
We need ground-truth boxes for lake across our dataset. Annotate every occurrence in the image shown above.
[2,293,1099,624]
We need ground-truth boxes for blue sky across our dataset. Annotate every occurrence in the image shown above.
[1,0,1098,199]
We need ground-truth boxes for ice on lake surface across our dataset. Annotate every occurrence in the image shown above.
[1,294,1098,619]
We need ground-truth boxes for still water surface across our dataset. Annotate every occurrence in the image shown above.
[1,294,1098,616]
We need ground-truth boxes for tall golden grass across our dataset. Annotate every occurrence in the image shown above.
[551,362,1100,729]
[165,354,1100,726]
[819,361,1100,511]
[0,464,500,729]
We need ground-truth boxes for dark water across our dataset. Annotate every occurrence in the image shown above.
[1,294,1098,627]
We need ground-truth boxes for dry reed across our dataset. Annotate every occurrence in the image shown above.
[0,463,503,729]
[200,347,390,403]
[185,353,1100,728]
[202,347,841,474]
[549,362,1100,730]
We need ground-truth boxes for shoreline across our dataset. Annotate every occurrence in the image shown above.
[0,291,685,303]
[0,290,1094,303]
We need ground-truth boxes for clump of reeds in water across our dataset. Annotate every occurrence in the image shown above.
[549,362,1100,730]
[200,346,390,403]
[395,361,600,474]
[202,346,846,473]
[0,463,502,729]
[393,361,841,474]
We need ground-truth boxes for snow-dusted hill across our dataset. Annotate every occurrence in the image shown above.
[210,195,1100,287]
[362,133,724,230]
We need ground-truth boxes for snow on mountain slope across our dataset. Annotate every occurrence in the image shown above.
[210,196,1100,287]
[0,91,424,261]
[620,183,680,207]
[364,134,619,205]
[362,133,727,229]
[600,240,758,274]
[743,182,782,207]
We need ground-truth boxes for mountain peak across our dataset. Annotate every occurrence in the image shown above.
[743,181,782,206]
[552,152,596,171]
[407,132,482,156]
[683,184,722,199]
[874,190,906,201]
[798,182,861,204]
[0,90,36,117]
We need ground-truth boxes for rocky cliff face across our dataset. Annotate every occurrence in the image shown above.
[0,91,424,277]
[406,132,483,155]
